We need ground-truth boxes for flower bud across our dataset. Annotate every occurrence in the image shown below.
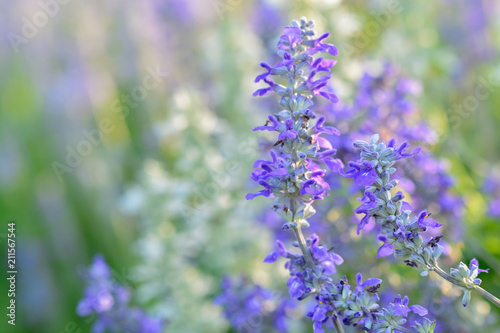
[370,134,380,144]
[462,291,471,307]
[353,140,369,148]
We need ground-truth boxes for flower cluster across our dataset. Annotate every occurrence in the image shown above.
[310,64,483,330]
[263,235,433,332]
[342,135,444,269]
[450,258,490,307]
[76,255,164,333]
[250,18,436,333]
[214,276,294,333]
[264,234,344,300]
[345,135,493,308]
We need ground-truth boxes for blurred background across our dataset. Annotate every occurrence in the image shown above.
[1,0,500,332]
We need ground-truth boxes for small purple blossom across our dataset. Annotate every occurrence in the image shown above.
[342,160,378,187]
[355,272,382,294]
[376,235,395,258]
[354,191,378,234]
[417,210,442,229]
[310,234,344,274]
[263,240,289,263]
[470,258,489,274]
[77,255,164,333]
[391,294,428,317]
[287,273,307,299]
[278,119,298,140]
[215,276,288,332]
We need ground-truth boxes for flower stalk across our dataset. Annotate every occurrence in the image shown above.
[344,134,500,309]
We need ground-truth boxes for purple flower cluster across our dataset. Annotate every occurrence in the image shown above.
[247,17,342,227]
[214,276,294,333]
[345,135,493,308]
[77,255,164,333]
[263,234,433,332]
[264,234,344,299]
[342,135,444,262]
[450,258,490,307]
[248,18,437,333]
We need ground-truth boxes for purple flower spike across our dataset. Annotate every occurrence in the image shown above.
[245,18,442,333]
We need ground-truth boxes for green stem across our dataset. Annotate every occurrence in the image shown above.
[432,264,500,308]
[291,224,315,271]
[431,265,464,288]
[475,287,500,308]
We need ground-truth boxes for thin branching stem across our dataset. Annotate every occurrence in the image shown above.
[432,264,500,308]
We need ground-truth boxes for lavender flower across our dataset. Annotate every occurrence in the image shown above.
[342,134,444,266]
[247,17,341,227]
[77,255,164,333]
